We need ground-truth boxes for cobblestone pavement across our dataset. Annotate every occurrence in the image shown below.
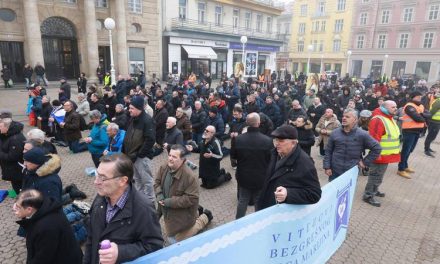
[1,86,440,263]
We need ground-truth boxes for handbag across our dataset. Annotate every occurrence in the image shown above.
[8,79,13,86]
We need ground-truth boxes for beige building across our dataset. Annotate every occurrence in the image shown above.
[0,0,161,82]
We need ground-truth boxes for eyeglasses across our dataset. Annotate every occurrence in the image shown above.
[96,174,124,182]
[204,129,214,133]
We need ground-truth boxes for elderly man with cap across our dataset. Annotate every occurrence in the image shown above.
[256,125,321,211]
[122,96,156,203]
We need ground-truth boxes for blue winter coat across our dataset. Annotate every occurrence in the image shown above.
[106,129,126,155]
[88,115,109,154]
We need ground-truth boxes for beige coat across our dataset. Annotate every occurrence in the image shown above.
[315,114,340,146]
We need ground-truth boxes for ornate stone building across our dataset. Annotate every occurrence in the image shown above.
[0,0,161,82]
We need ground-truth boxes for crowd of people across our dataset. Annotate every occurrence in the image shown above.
[1,66,440,263]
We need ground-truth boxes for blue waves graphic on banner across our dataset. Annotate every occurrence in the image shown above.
[127,166,359,264]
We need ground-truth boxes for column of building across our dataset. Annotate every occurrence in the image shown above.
[22,0,44,67]
[83,0,100,81]
[114,0,129,76]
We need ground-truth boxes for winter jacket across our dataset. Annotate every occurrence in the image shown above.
[245,101,260,114]
[230,127,273,190]
[307,104,326,128]
[23,66,33,79]
[257,146,322,211]
[324,127,382,177]
[123,110,156,161]
[315,114,340,147]
[0,121,25,181]
[296,121,315,149]
[176,114,192,141]
[263,103,281,127]
[31,96,43,117]
[205,114,225,138]
[113,111,128,131]
[40,102,53,135]
[190,109,207,134]
[154,107,169,145]
[287,108,307,122]
[196,137,223,181]
[22,154,63,202]
[63,110,82,142]
[164,126,184,148]
[154,162,199,236]
[259,112,274,136]
[87,115,109,154]
[104,95,118,120]
[83,185,163,264]
[105,129,126,155]
[59,82,71,102]
[1,68,11,80]
[76,99,91,124]
[16,197,83,264]
[34,65,45,76]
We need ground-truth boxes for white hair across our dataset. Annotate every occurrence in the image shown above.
[107,122,119,131]
[27,128,46,143]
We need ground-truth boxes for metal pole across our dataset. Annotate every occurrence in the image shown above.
[242,43,245,80]
[109,29,116,86]
[307,55,311,77]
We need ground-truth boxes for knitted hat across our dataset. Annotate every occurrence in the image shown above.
[130,96,144,110]
[23,147,48,166]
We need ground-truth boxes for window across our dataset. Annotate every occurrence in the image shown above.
[95,0,107,7]
[334,19,344,32]
[321,21,326,32]
[319,40,324,52]
[357,35,365,49]
[245,12,252,30]
[415,61,431,80]
[298,41,304,52]
[337,0,346,11]
[378,34,387,48]
[312,40,318,51]
[403,7,413,22]
[215,6,222,26]
[423,32,434,48]
[313,21,320,32]
[381,10,390,24]
[300,4,308,16]
[179,0,187,20]
[0,9,16,22]
[333,40,341,52]
[129,48,145,75]
[256,14,263,32]
[95,19,103,30]
[198,2,206,24]
[284,23,290,34]
[428,5,439,20]
[233,9,240,29]
[267,17,272,33]
[399,33,409,48]
[130,23,141,33]
[277,23,281,34]
[62,0,76,3]
[360,13,367,25]
[298,23,306,34]
[318,1,326,15]
[128,0,142,13]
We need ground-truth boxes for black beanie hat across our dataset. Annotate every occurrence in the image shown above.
[130,96,145,110]
[23,147,48,166]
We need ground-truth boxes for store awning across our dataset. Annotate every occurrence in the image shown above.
[182,45,217,60]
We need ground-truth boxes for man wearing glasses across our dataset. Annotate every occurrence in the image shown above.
[83,154,163,264]
[60,100,88,153]
[257,125,322,211]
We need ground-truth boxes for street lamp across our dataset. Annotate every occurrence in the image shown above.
[307,44,313,77]
[240,36,248,80]
[346,50,352,76]
[320,54,324,74]
[383,54,389,80]
[104,17,116,86]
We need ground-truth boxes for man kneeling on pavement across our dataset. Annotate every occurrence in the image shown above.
[155,144,213,244]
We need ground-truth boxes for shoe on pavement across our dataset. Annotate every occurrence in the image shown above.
[198,205,204,216]
[397,170,412,179]
[375,191,385,197]
[404,168,415,173]
[225,172,232,181]
[69,185,87,200]
[363,196,381,207]
[64,184,77,194]
[425,151,436,158]
[428,148,436,153]
[203,209,213,222]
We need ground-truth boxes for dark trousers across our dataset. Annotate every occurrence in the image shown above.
[398,132,419,171]
[3,79,10,88]
[319,141,325,156]
[236,187,261,219]
[202,173,228,189]
[363,163,388,198]
[11,180,22,194]
[68,140,88,153]
[91,153,103,168]
[424,122,440,151]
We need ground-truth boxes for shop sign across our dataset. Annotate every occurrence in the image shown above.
[170,37,228,48]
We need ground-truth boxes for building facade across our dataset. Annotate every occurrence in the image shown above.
[350,0,440,82]
[162,0,283,79]
[275,0,293,72]
[0,0,161,82]
[289,0,354,76]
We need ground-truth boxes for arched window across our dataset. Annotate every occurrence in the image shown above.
[130,23,142,33]
[96,19,104,30]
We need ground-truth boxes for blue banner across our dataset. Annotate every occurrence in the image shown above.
[128,166,359,264]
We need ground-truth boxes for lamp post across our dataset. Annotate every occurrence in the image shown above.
[104,18,116,86]
[383,54,389,80]
[320,54,324,74]
[240,36,248,80]
[346,50,352,76]
[307,44,313,77]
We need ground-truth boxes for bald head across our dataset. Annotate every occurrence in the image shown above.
[246,113,261,128]
[383,100,397,115]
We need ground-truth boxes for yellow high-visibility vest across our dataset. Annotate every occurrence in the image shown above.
[372,115,400,155]
[431,98,440,121]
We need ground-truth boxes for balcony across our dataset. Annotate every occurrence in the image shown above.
[171,18,283,41]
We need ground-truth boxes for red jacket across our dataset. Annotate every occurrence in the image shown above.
[373,84,388,97]
[368,108,401,164]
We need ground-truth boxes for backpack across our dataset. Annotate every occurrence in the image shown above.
[79,115,88,131]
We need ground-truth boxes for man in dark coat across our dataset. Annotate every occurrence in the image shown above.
[112,104,128,130]
[190,101,207,143]
[257,125,322,211]
[205,107,225,139]
[262,96,282,127]
[0,117,26,193]
[58,77,71,103]
[83,154,163,264]
[231,113,273,218]
[14,189,83,264]
[154,99,169,146]
[115,75,127,104]
[60,100,88,153]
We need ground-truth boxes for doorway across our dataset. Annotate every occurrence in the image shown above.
[41,17,79,80]
[0,41,24,82]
